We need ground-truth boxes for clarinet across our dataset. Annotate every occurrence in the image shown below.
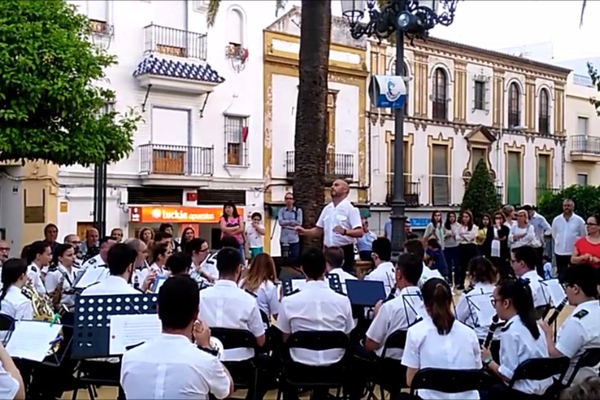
[547,298,568,325]
[484,315,502,348]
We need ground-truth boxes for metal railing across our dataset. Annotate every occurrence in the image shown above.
[571,135,600,155]
[139,144,214,176]
[538,116,550,134]
[285,151,354,180]
[385,174,420,206]
[508,111,521,128]
[144,24,207,60]
[536,186,560,200]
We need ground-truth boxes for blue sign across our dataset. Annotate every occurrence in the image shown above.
[369,75,407,109]
[408,218,430,228]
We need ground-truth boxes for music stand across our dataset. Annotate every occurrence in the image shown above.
[345,280,386,307]
[465,293,495,330]
[281,274,343,297]
[71,294,158,360]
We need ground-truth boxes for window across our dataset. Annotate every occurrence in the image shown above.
[538,89,550,134]
[227,9,244,46]
[88,0,108,34]
[432,68,447,120]
[507,151,521,205]
[577,116,589,135]
[508,82,521,128]
[224,116,248,166]
[150,108,189,175]
[578,173,588,186]
[471,147,487,171]
[431,145,450,205]
[474,81,485,111]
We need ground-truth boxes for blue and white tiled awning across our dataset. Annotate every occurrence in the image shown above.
[133,54,225,84]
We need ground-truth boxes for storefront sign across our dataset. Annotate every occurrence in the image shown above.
[129,206,243,224]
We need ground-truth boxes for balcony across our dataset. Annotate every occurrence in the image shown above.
[139,144,213,185]
[144,24,207,60]
[570,135,600,163]
[285,151,354,181]
[385,174,420,207]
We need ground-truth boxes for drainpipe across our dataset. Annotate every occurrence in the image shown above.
[561,140,566,189]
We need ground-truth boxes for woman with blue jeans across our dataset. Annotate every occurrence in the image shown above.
[443,211,460,286]
[219,201,245,263]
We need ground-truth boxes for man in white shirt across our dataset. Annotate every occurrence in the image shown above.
[552,199,586,278]
[121,275,233,400]
[79,236,115,272]
[364,238,396,297]
[296,179,363,273]
[510,246,551,313]
[404,239,442,287]
[324,246,357,294]
[523,205,552,277]
[81,243,140,296]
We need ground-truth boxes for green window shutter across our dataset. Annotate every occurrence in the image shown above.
[507,152,521,205]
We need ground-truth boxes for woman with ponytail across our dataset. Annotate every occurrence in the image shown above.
[482,279,552,399]
[0,259,33,341]
[401,277,482,399]
[45,244,79,311]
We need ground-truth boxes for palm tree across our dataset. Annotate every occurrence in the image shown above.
[580,0,586,27]
[207,0,332,248]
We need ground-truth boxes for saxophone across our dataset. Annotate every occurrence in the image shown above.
[21,281,62,355]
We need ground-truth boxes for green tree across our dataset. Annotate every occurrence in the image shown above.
[0,0,140,166]
[208,0,330,246]
[461,159,501,220]
[538,185,600,222]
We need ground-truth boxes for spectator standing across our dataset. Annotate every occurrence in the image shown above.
[508,210,537,250]
[277,192,302,259]
[159,223,180,252]
[43,223,61,253]
[423,210,444,247]
[552,199,586,277]
[456,211,478,290]
[523,205,552,276]
[219,202,245,262]
[443,212,460,286]
[80,228,100,262]
[110,228,124,243]
[571,213,600,268]
[356,218,377,261]
[180,227,195,254]
[245,212,265,259]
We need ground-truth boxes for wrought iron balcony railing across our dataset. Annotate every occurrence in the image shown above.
[139,144,214,176]
[385,174,420,207]
[571,135,600,155]
[144,24,207,60]
[285,151,354,180]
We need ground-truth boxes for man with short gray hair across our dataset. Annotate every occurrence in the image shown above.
[552,198,586,277]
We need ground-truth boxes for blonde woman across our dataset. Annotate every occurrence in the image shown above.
[508,210,536,250]
[239,253,279,320]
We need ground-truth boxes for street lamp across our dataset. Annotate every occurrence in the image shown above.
[342,0,458,258]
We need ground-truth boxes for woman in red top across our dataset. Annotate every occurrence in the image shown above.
[219,201,245,261]
[571,214,600,268]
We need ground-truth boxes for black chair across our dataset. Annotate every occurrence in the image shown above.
[370,330,408,400]
[564,348,600,387]
[210,328,259,395]
[72,359,122,400]
[410,368,496,396]
[277,331,350,400]
[508,357,570,390]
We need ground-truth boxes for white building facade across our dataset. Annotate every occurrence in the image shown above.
[367,38,570,233]
[58,0,280,245]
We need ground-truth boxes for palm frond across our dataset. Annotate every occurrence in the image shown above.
[206,0,221,28]
[275,0,287,16]
[580,0,586,27]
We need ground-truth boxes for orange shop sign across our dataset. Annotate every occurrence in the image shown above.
[129,206,241,224]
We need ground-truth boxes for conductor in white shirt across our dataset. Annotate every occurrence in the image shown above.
[296,179,363,273]
[121,275,233,399]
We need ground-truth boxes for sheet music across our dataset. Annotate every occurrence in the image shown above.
[74,267,108,289]
[466,294,495,328]
[544,279,566,307]
[291,279,307,292]
[6,321,63,362]
[109,314,161,355]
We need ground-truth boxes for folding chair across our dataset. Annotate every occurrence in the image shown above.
[410,368,496,396]
[508,357,570,397]
[368,330,408,400]
[564,348,600,387]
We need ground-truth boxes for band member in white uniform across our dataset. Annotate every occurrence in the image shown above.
[324,247,357,294]
[404,240,442,287]
[25,241,50,294]
[185,238,214,283]
[45,244,79,312]
[482,279,552,399]
[79,236,116,272]
[510,246,551,314]
[364,238,396,297]
[121,276,233,400]
[239,253,280,319]
[0,259,33,342]
[81,244,140,296]
[0,343,25,400]
[296,179,363,273]
[402,278,481,400]
[539,264,600,385]
[141,243,171,281]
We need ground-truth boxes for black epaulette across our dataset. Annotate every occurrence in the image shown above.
[574,309,589,319]
[463,285,475,294]
[30,265,37,273]
[245,289,258,298]
[48,265,58,272]
[500,322,513,332]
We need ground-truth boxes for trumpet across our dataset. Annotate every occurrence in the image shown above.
[209,336,224,360]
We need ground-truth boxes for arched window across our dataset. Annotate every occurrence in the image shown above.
[227,9,244,46]
[538,89,550,134]
[508,82,521,127]
[403,62,409,116]
[432,68,447,120]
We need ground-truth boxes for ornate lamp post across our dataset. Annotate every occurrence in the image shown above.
[341,0,458,257]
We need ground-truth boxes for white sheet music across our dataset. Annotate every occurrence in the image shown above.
[291,279,307,292]
[74,267,108,289]
[544,279,566,307]
[467,294,495,328]
[109,314,161,355]
[6,321,63,362]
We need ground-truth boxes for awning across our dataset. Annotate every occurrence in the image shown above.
[133,54,225,84]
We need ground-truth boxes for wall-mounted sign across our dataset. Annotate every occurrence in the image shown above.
[369,75,407,109]
[129,206,244,224]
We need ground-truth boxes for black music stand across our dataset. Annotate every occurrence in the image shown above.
[345,280,386,307]
[281,274,343,297]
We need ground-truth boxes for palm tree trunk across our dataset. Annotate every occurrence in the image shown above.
[293,0,332,249]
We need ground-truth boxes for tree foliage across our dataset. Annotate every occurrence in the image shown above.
[0,0,140,166]
[538,185,600,222]
[461,159,501,221]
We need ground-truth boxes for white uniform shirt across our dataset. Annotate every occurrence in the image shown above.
[81,275,140,296]
[555,300,600,384]
[364,262,395,297]
[0,285,34,343]
[0,362,19,400]
[239,279,280,317]
[80,254,107,271]
[26,263,46,294]
[316,199,362,247]
[509,224,537,249]
[498,314,553,395]
[121,333,231,400]
[277,280,354,366]
[326,268,357,294]
[521,270,550,309]
[138,263,168,283]
[455,282,496,341]
[366,286,425,359]
[402,318,482,400]
[418,264,442,288]
[201,253,219,280]
[45,264,79,309]
[198,280,265,361]
[552,213,586,256]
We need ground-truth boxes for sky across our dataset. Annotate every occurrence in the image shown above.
[327,0,600,65]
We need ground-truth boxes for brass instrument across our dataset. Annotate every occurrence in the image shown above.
[21,281,62,356]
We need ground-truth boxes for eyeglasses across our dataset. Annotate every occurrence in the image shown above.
[284,197,293,201]
[587,223,598,226]
[199,248,209,253]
